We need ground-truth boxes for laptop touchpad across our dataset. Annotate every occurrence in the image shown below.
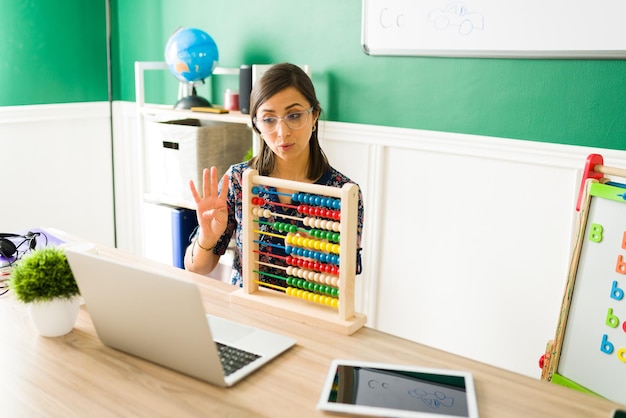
[207,315,256,344]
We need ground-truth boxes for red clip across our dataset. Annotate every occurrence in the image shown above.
[576,154,604,211]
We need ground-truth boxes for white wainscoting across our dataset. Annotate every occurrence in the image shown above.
[0,103,115,246]
[113,101,626,378]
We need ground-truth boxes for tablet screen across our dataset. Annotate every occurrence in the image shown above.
[318,360,479,418]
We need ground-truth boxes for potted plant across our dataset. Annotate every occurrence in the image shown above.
[8,246,81,337]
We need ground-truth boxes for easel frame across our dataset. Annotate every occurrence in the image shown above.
[542,154,626,394]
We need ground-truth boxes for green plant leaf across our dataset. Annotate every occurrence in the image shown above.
[8,247,80,304]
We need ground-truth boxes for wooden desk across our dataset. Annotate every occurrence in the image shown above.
[0,253,621,417]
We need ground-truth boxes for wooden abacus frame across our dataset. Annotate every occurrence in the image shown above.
[230,168,367,335]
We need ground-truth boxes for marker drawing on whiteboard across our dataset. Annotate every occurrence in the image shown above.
[379,7,405,29]
[428,2,485,36]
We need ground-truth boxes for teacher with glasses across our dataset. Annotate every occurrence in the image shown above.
[184,63,364,288]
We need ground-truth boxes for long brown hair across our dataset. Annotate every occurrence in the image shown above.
[249,63,330,180]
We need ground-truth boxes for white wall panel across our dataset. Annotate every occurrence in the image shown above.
[322,122,626,378]
[0,103,114,246]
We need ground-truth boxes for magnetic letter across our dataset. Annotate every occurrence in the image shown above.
[622,231,626,250]
[618,348,626,363]
[601,334,614,354]
[589,223,603,243]
[616,255,626,275]
[611,281,625,301]
[606,308,620,328]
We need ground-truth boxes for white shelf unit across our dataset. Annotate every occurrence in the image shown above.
[135,61,254,208]
[134,62,253,276]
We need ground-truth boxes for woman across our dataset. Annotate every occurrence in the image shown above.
[184,63,364,287]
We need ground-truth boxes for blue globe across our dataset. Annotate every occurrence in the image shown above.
[164,27,219,83]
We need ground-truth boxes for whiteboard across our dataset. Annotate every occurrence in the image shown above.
[557,182,626,404]
[362,0,626,58]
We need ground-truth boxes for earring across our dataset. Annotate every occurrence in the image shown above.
[312,125,317,132]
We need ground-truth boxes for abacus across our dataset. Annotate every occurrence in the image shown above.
[230,168,367,335]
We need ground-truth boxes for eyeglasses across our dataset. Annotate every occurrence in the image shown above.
[253,108,313,134]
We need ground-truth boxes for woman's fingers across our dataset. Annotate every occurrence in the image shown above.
[191,167,225,208]
[210,166,219,197]
[189,179,201,202]
[219,174,229,200]
[202,167,211,198]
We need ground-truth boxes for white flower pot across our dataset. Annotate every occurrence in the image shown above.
[28,297,80,337]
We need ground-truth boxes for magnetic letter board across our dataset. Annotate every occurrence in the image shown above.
[544,180,626,404]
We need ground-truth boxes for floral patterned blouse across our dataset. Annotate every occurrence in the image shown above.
[201,161,364,287]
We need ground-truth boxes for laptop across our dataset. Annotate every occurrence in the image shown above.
[64,243,296,387]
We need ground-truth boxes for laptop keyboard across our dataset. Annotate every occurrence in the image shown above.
[216,342,261,376]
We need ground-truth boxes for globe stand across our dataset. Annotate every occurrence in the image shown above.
[174,82,211,110]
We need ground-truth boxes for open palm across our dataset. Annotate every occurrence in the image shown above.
[189,167,229,245]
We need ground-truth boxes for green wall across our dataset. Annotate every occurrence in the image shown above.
[111,0,626,150]
[0,0,108,106]
[3,1,625,151]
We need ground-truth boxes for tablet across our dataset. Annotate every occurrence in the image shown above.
[317,360,479,418]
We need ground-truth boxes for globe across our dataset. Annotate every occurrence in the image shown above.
[165,27,219,83]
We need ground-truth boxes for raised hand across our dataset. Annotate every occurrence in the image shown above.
[189,166,230,248]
